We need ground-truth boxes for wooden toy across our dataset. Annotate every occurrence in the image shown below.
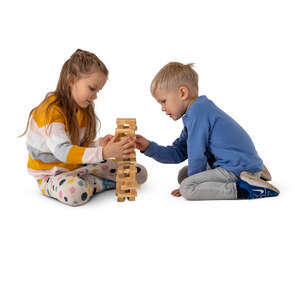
[115,118,139,202]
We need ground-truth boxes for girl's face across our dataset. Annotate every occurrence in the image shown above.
[70,70,107,109]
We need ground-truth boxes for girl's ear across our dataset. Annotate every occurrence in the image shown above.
[69,74,77,86]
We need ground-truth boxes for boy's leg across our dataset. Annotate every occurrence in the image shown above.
[236,171,279,198]
[179,167,238,200]
[178,166,189,184]
[177,163,212,184]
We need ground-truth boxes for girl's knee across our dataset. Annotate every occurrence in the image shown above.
[136,164,148,184]
[55,177,93,206]
[58,187,92,206]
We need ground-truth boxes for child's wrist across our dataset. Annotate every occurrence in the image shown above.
[102,147,108,160]
[142,142,150,152]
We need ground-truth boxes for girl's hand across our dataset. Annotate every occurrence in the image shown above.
[135,134,150,152]
[102,134,136,160]
[99,134,113,147]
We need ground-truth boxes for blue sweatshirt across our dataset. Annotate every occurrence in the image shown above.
[143,95,263,177]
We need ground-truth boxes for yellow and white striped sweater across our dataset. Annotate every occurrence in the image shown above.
[26,95,103,179]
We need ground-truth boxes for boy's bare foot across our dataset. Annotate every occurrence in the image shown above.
[171,188,182,197]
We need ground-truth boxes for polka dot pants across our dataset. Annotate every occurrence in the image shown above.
[37,159,148,206]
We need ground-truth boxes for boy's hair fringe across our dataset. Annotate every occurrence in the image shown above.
[150,62,198,98]
[19,49,109,146]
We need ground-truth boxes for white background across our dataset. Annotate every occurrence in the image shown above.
[1,0,299,299]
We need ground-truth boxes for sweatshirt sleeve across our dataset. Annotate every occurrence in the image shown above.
[42,110,104,164]
[186,116,209,176]
[142,127,188,163]
[88,137,102,147]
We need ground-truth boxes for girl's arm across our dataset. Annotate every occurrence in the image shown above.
[44,121,104,164]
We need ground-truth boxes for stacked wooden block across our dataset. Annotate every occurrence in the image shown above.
[115,118,139,202]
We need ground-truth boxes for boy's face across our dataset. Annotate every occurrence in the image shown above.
[70,70,107,109]
[154,87,190,120]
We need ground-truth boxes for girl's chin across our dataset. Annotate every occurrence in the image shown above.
[79,101,90,108]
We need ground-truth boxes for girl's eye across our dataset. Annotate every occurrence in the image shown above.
[89,87,96,92]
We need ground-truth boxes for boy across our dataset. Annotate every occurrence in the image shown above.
[136,62,279,200]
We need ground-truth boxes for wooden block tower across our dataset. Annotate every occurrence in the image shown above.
[115,118,139,202]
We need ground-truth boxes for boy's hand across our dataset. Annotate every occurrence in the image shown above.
[102,134,136,160]
[99,134,114,147]
[135,134,150,152]
[171,188,182,197]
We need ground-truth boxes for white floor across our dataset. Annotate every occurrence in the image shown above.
[2,0,299,298]
[1,156,299,300]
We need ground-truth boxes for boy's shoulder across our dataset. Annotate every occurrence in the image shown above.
[186,95,214,117]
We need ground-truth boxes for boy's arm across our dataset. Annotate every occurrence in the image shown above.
[143,127,188,163]
[186,117,209,176]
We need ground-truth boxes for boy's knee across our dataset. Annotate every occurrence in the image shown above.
[178,166,188,184]
[179,187,191,200]
[179,179,195,200]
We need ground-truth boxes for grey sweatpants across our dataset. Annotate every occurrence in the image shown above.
[178,165,261,200]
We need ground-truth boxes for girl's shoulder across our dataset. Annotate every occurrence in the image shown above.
[33,94,66,127]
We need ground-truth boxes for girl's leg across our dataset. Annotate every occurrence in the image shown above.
[37,161,148,206]
[81,160,148,184]
[179,167,238,200]
[38,173,94,206]
[37,170,116,206]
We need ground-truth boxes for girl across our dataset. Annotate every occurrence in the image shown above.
[19,49,147,206]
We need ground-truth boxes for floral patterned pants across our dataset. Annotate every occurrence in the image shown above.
[37,159,148,206]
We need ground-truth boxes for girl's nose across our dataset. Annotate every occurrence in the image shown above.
[91,94,97,100]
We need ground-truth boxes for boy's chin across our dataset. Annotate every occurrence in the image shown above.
[171,114,181,121]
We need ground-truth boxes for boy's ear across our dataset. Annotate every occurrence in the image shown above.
[178,86,189,100]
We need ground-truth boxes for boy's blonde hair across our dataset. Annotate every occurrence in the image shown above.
[150,62,198,98]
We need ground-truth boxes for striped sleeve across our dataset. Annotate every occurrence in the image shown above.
[89,137,102,147]
[41,110,104,164]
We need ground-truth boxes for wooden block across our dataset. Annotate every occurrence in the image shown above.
[120,183,140,190]
[115,128,135,135]
[115,118,138,202]
[116,118,137,128]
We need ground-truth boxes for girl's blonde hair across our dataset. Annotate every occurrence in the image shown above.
[19,49,109,146]
[150,62,198,98]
